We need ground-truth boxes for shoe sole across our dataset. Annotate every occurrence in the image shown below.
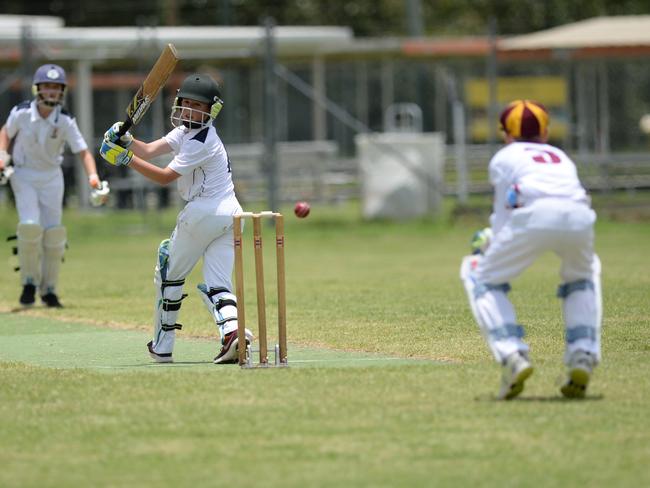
[560,368,590,399]
[149,353,173,363]
[147,341,173,363]
[148,352,173,363]
[501,365,534,400]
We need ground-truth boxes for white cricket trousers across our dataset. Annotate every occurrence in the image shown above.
[474,198,601,363]
[150,196,243,355]
[165,196,243,289]
[10,167,64,227]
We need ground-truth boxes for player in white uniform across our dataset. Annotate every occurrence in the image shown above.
[0,64,108,308]
[100,73,251,364]
[460,100,602,399]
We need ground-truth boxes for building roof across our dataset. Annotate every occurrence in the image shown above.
[3,14,650,65]
[0,15,354,62]
[499,15,650,58]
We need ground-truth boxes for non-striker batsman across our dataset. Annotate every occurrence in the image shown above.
[0,64,109,308]
[460,100,602,400]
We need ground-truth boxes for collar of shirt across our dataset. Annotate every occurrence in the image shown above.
[30,100,59,126]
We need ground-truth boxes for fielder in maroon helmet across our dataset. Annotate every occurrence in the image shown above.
[461,100,602,400]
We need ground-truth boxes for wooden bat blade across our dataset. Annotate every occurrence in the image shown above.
[126,43,179,126]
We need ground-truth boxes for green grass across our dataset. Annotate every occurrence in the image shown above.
[0,199,649,487]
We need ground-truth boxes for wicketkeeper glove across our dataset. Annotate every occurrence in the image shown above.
[89,180,110,207]
[100,139,134,166]
[104,122,133,148]
[470,227,493,255]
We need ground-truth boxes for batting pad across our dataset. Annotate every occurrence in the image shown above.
[151,240,187,355]
[197,284,238,339]
[559,254,602,363]
[460,254,528,362]
[41,226,66,293]
[17,222,43,286]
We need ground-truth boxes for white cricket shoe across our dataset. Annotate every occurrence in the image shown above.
[560,350,595,399]
[497,351,534,400]
[147,341,173,363]
[213,328,254,364]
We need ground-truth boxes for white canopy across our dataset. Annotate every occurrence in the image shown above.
[500,15,650,51]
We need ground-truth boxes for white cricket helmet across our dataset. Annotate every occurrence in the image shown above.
[32,64,68,107]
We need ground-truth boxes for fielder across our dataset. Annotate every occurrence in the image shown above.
[460,100,602,400]
[0,63,109,308]
[100,73,251,364]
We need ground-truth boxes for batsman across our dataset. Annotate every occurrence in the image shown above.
[101,73,251,364]
[0,63,109,308]
[460,100,602,400]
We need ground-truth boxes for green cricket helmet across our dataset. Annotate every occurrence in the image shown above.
[170,73,223,129]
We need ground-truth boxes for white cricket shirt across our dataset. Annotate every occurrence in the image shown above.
[5,100,88,171]
[488,141,589,232]
[164,125,235,202]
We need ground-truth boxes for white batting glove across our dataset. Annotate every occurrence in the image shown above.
[104,122,133,148]
[89,180,110,207]
[0,165,14,185]
[0,149,13,185]
[0,149,10,168]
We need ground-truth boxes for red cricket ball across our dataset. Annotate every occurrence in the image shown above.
[294,201,310,218]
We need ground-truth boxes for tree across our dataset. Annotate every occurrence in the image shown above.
[3,0,650,35]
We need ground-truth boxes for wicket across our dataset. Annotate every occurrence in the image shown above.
[233,211,287,368]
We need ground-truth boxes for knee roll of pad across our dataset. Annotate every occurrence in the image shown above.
[155,238,172,283]
[556,279,594,298]
[17,222,44,241]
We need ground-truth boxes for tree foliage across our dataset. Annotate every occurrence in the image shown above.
[3,0,650,36]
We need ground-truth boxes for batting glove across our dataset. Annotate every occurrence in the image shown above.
[100,139,134,166]
[0,149,10,166]
[104,122,133,148]
[470,227,493,255]
[0,165,14,185]
[89,180,110,207]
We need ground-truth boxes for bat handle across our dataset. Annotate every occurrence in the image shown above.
[117,119,133,137]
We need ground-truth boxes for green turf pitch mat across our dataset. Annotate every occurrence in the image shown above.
[0,312,436,370]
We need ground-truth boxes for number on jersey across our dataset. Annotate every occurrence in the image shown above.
[525,147,561,164]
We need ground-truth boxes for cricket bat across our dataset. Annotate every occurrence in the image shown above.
[117,43,179,137]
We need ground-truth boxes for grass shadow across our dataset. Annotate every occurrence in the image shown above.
[475,393,605,402]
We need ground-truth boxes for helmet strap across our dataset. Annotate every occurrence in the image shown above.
[210,98,223,119]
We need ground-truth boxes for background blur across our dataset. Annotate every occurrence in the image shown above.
[1,0,650,217]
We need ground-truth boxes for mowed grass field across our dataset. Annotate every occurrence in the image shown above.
[0,198,649,487]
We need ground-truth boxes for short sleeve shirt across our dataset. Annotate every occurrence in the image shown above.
[5,100,88,171]
[488,142,588,232]
[164,125,235,202]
